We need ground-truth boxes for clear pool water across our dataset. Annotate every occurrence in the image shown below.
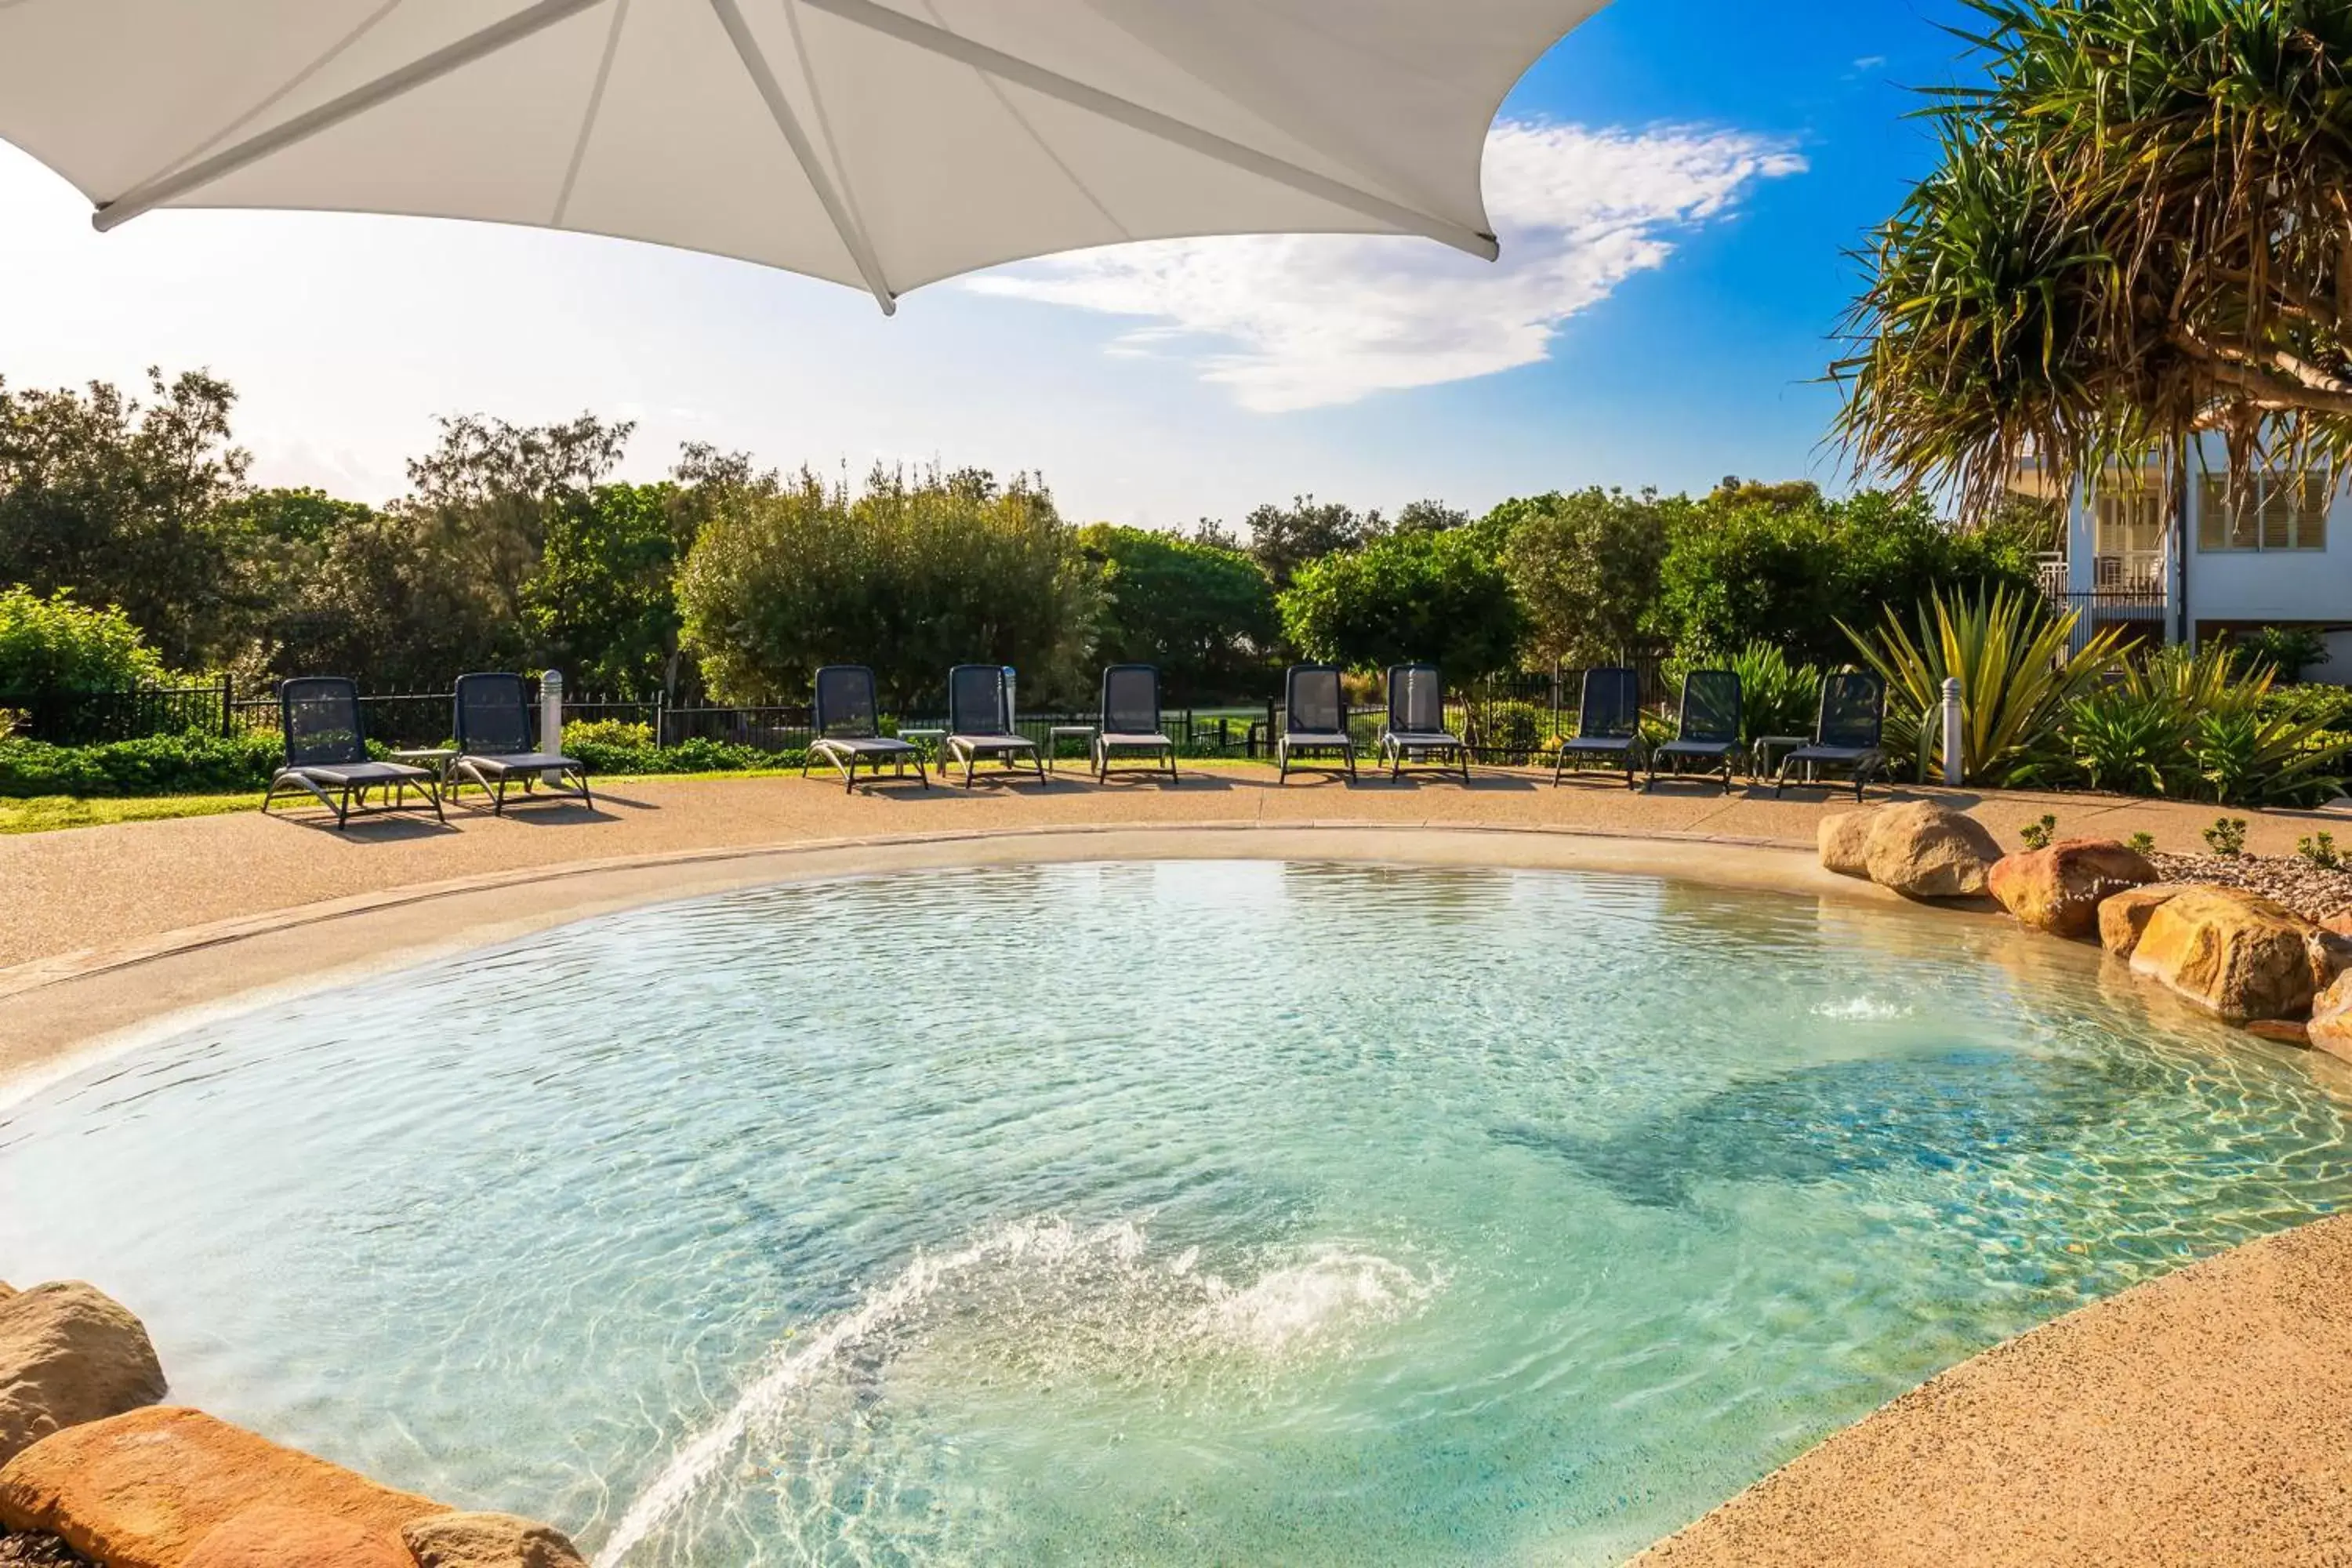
[5,862,2351,1566]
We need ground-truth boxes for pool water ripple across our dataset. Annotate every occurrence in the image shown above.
[4,861,2351,1565]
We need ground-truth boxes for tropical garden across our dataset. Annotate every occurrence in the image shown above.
[3,0,2352,811]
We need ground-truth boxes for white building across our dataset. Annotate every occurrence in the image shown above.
[2018,441,2352,680]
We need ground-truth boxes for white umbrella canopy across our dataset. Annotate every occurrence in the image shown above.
[0,0,1607,313]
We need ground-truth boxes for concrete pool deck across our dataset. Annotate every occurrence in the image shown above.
[7,764,2352,1565]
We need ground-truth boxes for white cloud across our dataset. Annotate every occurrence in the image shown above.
[1852,55,1889,71]
[965,120,1805,413]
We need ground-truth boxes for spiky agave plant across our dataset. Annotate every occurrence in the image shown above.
[1843,584,2125,785]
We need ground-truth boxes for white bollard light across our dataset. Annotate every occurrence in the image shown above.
[1941,676,1963,786]
[1001,665,1017,731]
[541,670,564,784]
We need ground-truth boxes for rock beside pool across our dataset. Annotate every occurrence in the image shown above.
[0,1407,446,1568]
[2128,886,2331,1022]
[402,1512,588,1568]
[0,1283,167,1468]
[2097,884,2187,959]
[2308,971,2352,1062]
[1862,802,2002,899]
[1987,838,2159,937]
[1817,808,1880,877]
[185,1506,410,1568]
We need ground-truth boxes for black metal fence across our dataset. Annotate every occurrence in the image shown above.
[15,658,1674,767]
[0,679,239,744]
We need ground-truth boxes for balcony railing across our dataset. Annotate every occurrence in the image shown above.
[2038,552,2168,595]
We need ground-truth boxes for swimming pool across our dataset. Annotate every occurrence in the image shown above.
[3,860,2347,1565]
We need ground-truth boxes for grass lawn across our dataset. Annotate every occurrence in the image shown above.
[0,793,266,833]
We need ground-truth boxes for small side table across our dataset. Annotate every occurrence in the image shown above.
[390,746,456,785]
[1749,735,1809,785]
[898,728,947,761]
[1045,724,1098,774]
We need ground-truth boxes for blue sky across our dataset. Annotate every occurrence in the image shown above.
[0,0,1973,530]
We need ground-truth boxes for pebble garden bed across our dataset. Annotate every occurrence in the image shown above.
[2147,852,2352,926]
[0,1530,88,1566]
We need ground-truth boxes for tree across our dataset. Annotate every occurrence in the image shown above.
[1243,495,1385,589]
[212,487,373,677]
[1654,488,2035,665]
[1494,488,1679,666]
[1279,529,1523,680]
[0,368,250,669]
[522,483,691,699]
[680,466,1102,710]
[0,586,165,698]
[397,411,633,625]
[276,412,636,687]
[1836,0,2352,510]
[1079,524,1279,701]
[1392,498,1469,535]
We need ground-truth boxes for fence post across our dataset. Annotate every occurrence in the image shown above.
[1940,677,1964,786]
[219,673,233,739]
[541,670,565,784]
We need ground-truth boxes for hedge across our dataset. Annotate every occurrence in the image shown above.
[0,731,286,797]
[0,720,790,798]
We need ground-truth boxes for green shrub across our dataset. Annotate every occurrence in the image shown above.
[2060,689,2184,797]
[2127,830,2156,855]
[0,586,168,697]
[2018,813,2057,851]
[2204,816,2249,858]
[561,720,782,775]
[2298,832,2341,870]
[0,731,284,797]
[2190,709,2348,808]
[2261,683,2352,735]
[2230,625,2329,684]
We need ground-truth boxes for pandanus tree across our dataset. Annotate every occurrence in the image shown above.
[1836,0,2352,511]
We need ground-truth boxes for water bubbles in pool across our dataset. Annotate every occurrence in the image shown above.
[598,1217,1440,1566]
[1810,996,1913,1022]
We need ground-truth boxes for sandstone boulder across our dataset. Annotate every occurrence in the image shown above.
[0,1283,167,1468]
[1861,802,2002,899]
[1818,808,1881,879]
[0,1407,445,1568]
[2245,1019,2313,1046]
[185,1506,409,1568]
[2099,884,2187,960]
[403,1512,589,1568]
[2309,970,2352,1064]
[2129,886,2329,1022]
[2323,909,2352,939]
[1987,838,2160,938]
